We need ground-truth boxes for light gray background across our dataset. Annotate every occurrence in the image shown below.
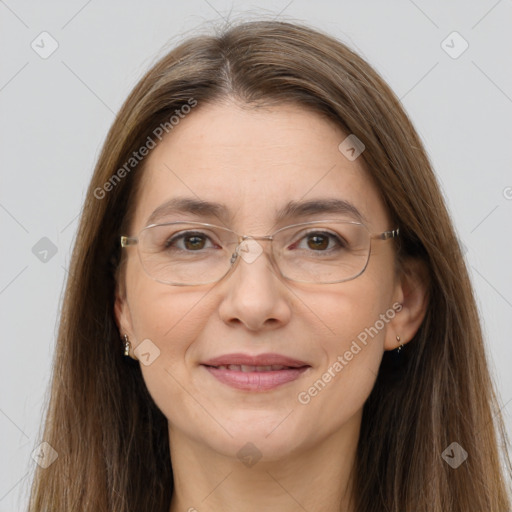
[1,1,511,509]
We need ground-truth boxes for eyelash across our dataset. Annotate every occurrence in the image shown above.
[165,231,219,250]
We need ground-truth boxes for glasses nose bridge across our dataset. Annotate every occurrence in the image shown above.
[230,234,277,269]
[237,233,274,244]
[235,233,276,256]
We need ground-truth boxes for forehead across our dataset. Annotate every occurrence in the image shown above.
[130,101,389,233]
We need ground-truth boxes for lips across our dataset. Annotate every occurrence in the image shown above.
[213,364,293,372]
[201,353,311,391]
[201,353,309,369]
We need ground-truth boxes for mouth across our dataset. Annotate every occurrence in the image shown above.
[205,364,305,372]
[201,364,311,392]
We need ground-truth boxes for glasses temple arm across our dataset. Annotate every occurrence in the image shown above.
[376,228,400,240]
[120,236,138,247]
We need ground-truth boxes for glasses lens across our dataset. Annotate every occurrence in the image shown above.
[138,223,236,285]
[273,221,370,283]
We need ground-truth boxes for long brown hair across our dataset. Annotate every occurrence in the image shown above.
[29,20,511,511]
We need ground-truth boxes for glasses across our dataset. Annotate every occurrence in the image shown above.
[120,220,399,286]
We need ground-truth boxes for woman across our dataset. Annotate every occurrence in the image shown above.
[29,20,511,511]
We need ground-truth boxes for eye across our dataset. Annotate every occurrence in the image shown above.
[292,230,346,252]
[165,231,218,251]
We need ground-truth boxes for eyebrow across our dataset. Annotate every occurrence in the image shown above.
[145,196,367,226]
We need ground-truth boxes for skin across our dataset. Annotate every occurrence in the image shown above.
[115,100,427,512]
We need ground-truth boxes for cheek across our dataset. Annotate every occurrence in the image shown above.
[126,267,217,389]
[296,267,394,353]
[126,259,212,347]
[292,275,394,417]
[126,278,218,426]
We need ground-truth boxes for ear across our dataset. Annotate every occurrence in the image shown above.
[384,257,429,351]
[114,276,136,353]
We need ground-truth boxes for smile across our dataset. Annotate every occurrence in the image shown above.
[202,364,310,391]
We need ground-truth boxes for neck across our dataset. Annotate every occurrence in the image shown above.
[168,412,360,512]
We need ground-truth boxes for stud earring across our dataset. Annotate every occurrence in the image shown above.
[123,334,131,357]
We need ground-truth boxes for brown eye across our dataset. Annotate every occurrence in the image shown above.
[289,229,347,253]
[165,231,215,251]
[184,235,206,250]
[306,234,329,250]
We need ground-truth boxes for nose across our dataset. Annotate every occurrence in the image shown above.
[217,239,292,332]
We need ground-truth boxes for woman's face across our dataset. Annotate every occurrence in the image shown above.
[116,100,405,460]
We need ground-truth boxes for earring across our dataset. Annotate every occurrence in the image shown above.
[396,335,403,354]
[123,334,131,357]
